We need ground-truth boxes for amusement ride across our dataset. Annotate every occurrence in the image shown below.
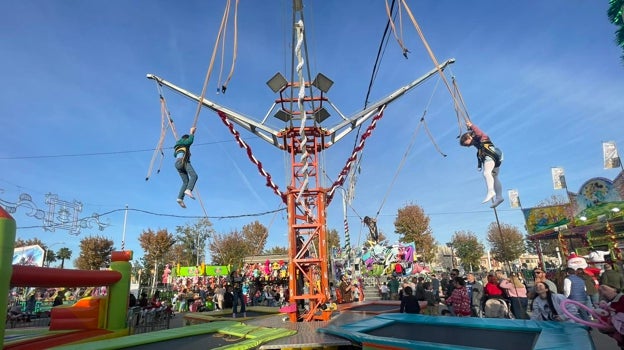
[147,0,471,322]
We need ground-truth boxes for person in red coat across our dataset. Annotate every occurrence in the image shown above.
[484,274,504,299]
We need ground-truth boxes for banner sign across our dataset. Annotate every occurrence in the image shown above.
[603,141,621,169]
[177,265,230,277]
[13,245,45,266]
[522,204,571,235]
[551,167,566,190]
[508,189,520,209]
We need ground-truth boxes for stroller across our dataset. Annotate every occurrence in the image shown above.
[483,298,514,319]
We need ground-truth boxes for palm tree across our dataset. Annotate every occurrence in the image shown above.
[45,249,57,267]
[608,0,624,62]
[57,247,73,269]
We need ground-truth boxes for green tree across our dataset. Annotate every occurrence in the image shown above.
[265,246,288,255]
[394,203,437,262]
[74,235,115,270]
[451,230,485,272]
[57,247,72,269]
[608,0,624,62]
[14,238,45,249]
[174,218,215,266]
[487,223,525,265]
[326,228,341,251]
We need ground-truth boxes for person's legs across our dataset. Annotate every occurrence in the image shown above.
[482,159,496,203]
[176,159,189,200]
[490,166,504,208]
[240,295,246,316]
[185,162,198,192]
[232,295,239,317]
[590,293,599,307]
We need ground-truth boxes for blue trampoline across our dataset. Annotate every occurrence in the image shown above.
[319,313,594,350]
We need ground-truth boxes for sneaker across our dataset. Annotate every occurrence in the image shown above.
[490,197,504,208]
[177,199,186,208]
[184,189,195,199]
[482,191,496,204]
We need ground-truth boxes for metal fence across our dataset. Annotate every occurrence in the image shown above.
[5,305,171,333]
[5,312,50,329]
[127,306,172,334]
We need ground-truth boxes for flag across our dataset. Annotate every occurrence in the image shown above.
[508,189,521,208]
[551,167,567,190]
[603,141,621,169]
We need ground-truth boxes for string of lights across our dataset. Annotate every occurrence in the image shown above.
[16,206,286,230]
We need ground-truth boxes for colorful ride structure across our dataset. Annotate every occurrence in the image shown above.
[1,207,134,349]
[147,0,453,321]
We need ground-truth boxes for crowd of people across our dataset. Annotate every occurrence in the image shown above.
[140,263,292,319]
[376,262,624,348]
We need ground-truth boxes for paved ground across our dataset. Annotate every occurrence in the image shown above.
[591,330,620,350]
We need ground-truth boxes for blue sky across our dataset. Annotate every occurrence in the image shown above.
[1,1,623,266]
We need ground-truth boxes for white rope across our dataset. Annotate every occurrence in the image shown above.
[294,19,314,220]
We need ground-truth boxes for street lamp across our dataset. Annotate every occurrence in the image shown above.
[446,242,456,269]
[43,241,65,267]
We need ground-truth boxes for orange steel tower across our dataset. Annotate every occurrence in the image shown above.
[147,1,453,322]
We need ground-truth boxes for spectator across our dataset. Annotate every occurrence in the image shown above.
[577,268,599,307]
[484,274,504,300]
[232,282,246,318]
[139,292,149,308]
[399,286,421,314]
[445,269,460,301]
[598,283,624,348]
[53,294,64,307]
[445,277,471,317]
[353,282,360,302]
[128,293,137,307]
[465,273,484,317]
[421,281,437,315]
[263,286,275,306]
[563,268,590,321]
[500,274,528,319]
[214,285,225,311]
[430,274,441,302]
[339,275,353,303]
[601,263,624,292]
[529,267,557,312]
[25,294,36,314]
[388,276,400,300]
[379,282,390,300]
[530,282,576,322]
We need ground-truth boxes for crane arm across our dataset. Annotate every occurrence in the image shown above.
[147,74,285,149]
[325,58,455,146]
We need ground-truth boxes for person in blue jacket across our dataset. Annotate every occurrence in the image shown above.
[174,127,198,208]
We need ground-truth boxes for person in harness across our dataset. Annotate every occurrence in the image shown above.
[460,121,504,208]
[174,127,198,208]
